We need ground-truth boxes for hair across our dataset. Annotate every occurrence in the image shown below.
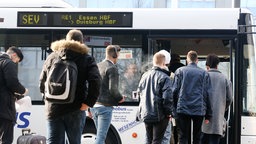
[106,45,121,58]
[187,50,198,63]
[153,52,165,66]
[6,46,24,62]
[158,50,171,65]
[206,53,220,68]
[66,29,84,43]
[171,53,181,62]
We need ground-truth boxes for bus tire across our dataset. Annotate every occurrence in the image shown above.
[82,117,121,144]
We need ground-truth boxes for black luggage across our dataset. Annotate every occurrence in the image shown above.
[17,128,47,144]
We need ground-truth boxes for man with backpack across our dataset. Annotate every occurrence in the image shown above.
[39,29,101,144]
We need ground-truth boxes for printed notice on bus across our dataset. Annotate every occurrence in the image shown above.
[17,12,133,27]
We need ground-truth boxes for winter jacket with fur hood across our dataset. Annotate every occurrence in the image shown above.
[39,40,101,119]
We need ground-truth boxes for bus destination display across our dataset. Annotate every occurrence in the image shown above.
[17,12,133,27]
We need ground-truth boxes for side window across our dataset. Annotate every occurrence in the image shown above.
[19,47,48,101]
[0,33,49,101]
[92,47,142,102]
[118,48,142,102]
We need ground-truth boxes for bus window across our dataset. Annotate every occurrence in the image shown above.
[92,47,142,102]
[118,48,142,102]
[0,33,50,101]
[239,14,256,116]
[242,39,256,116]
[84,34,142,102]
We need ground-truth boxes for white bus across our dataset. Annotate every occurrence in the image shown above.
[0,5,256,144]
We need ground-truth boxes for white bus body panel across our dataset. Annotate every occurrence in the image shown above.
[112,106,146,143]
[0,8,240,30]
[241,136,256,144]
[14,105,47,141]
[14,106,146,143]
[241,116,256,144]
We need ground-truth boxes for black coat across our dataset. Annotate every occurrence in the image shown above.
[39,40,101,119]
[0,54,26,122]
[96,60,123,106]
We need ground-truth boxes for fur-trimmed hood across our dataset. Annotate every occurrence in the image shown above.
[51,39,89,54]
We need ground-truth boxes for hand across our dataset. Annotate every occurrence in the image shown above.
[23,88,29,95]
[204,119,209,124]
[168,115,172,121]
[88,111,92,118]
[80,103,89,111]
[118,96,125,103]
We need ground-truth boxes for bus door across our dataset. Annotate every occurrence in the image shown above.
[237,22,256,144]
[148,35,236,144]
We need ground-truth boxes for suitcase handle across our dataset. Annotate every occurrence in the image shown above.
[22,128,31,135]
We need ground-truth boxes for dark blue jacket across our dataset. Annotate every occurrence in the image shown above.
[137,66,173,123]
[172,63,212,119]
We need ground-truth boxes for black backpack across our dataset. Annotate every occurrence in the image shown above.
[44,57,77,104]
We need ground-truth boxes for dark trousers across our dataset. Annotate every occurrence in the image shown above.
[145,117,169,144]
[0,118,14,144]
[201,133,221,144]
[177,114,204,144]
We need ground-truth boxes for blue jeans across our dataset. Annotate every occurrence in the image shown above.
[47,110,86,144]
[162,121,172,144]
[90,106,113,144]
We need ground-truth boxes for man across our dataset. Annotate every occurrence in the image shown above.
[172,50,212,144]
[158,50,173,144]
[201,54,233,144]
[90,45,125,144]
[168,53,185,144]
[0,47,28,144]
[168,53,185,73]
[39,29,101,144]
[137,51,173,144]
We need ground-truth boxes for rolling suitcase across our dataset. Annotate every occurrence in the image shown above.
[17,128,47,144]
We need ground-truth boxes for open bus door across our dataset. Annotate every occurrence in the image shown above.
[147,35,237,144]
[236,20,256,144]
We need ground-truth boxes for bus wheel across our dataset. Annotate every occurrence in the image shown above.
[82,117,121,144]
[106,125,122,144]
[81,133,96,144]
[81,117,97,143]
